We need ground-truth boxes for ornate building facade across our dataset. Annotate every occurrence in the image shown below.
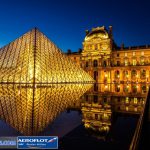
[67,26,149,134]
[66,26,150,94]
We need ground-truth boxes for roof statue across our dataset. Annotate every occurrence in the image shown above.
[84,26,109,42]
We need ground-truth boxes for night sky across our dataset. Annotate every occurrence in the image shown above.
[0,0,150,52]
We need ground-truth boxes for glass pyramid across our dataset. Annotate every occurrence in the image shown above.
[0,28,94,83]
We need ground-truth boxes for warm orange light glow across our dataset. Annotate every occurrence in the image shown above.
[0,28,94,84]
[0,83,93,135]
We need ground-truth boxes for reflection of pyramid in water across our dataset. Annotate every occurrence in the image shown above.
[0,28,94,83]
[0,84,93,135]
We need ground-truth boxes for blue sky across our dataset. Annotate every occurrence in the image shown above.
[0,0,150,52]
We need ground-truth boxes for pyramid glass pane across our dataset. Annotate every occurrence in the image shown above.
[0,28,94,84]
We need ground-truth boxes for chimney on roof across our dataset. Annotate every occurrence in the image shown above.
[109,26,113,37]
[78,48,82,53]
[67,49,71,54]
[85,30,89,35]
[121,43,124,49]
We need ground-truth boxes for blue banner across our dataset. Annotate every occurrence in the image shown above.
[17,136,58,149]
[0,137,17,149]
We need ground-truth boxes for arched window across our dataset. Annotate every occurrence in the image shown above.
[103,60,107,67]
[94,71,98,80]
[124,58,128,66]
[132,84,137,93]
[142,85,146,93]
[115,70,120,78]
[132,59,137,66]
[125,97,129,103]
[140,69,146,79]
[123,70,128,79]
[131,70,137,78]
[117,61,120,66]
[124,84,129,93]
[93,95,98,103]
[140,56,145,65]
[115,84,120,92]
[94,84,98,92]
[93,60,98,67]
[103,97,107,103]
[95,44,98,50]
[85,61,88,67]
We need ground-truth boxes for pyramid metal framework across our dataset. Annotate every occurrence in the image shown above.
[0,83,93,135]
[0,28,94,84]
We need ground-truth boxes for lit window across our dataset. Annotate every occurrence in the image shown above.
[140,57,145,65]
[125,59,128,66]
[142,100,145,104]
[126,106,129,111]
[134,107,137,112]
[125,97,129,103]
[115,84,120,92]
[142,85,146,93]
[124,70,128,78]
[90,45,92,49]
[103,113,109,119]
[141,51,144,56]
[125,53,127,57]
[133,59,137,65]
[115,70,120,78]
[124,84,129,93]
[104,73,108,77]
[140,70,146,78]
[132,84,138,93]
[134,98,137,104]
[92,45,94,49]
[133,52,136,56]
[95,44,98,50]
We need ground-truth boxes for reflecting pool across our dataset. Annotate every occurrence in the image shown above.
[0,83,148,150]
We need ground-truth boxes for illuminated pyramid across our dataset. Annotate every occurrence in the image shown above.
[0,28,94,83]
